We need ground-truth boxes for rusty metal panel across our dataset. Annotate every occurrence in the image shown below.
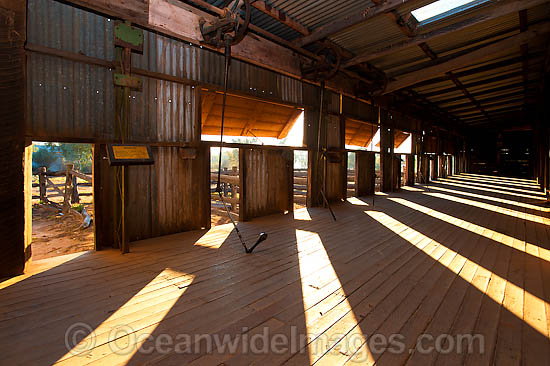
[26,52,116,141]
[342,96,378,122]
[200,47,303,105]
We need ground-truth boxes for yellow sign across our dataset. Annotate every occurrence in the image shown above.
[112,145,151,160]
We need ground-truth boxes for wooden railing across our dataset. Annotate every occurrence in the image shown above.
[33,164,92,210]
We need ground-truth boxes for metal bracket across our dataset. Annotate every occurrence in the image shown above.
[113,73,142,90]
[114,21,144,53]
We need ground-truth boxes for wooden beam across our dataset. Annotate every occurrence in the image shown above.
[278,108,303,139]
[381,22,550,95]
[63,0,302,78]
[201,92,217,128]
[519,9,529,115]
[446,89,533,110]
[251,0,310,35]
[343,0,549,68]
[434,81,536,105]
[241,102,265,136]
[421,71,525,98]
[295,0,416,47]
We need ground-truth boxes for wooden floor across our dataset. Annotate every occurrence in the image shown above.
[1,174,549,366]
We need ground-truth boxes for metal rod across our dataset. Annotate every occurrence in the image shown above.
[217,36,232,193]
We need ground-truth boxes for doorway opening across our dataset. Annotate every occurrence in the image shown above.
[347,152,356,197]
[293,150,308,209]
[375,153,381,191]
[30,142,95,260]
[210,147,240,227]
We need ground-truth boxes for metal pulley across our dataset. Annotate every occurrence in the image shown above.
[301,43,342,82]
[199,0,251,48]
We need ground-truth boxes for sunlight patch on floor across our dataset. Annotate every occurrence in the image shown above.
[295,229,371,364]
[0,251,89,290]
[454,175,541,189]
[365,210,549,337]
[440,178,546,197]
[194,227,233,249]
[422,185,550,213]
[435,180,547,201]
[346,197,370,206]
[56,268,194,364]
[460,173,540,185]
[294,209,312,221]
[388,197,550,262]
[424,192,550,225]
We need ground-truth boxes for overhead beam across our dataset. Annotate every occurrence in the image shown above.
[433,80,537,105]
[381,22,550,94]
[295,0,415,47]
[344,0,548,68]
[251,1,310,35]
[421,71,525,98]
[63,0,301,78]
[445,89,535,110]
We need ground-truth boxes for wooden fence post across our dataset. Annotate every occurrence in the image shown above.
[39,167,47,202]
[71,175,80,204]
[63,164,73,212]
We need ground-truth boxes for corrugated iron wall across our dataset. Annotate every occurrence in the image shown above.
[0,0,27,276]
[24,0,314,246]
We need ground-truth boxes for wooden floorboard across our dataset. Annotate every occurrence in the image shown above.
[0,174,548,366]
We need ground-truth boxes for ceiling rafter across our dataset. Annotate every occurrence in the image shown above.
[294,0,416,47]
[380,22,550,94]
[343,0,548,68]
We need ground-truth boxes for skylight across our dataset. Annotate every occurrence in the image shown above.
[411,0,490,24]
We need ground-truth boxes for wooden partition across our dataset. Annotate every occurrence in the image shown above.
[431,156,438,181]
[239,148,293,221]
[405,155,415,186]
[355,151,375,196]
[95,145,211,249]
[419,155,430,183]
[393,156,402,191]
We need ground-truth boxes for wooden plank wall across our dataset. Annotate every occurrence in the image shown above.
[405,155,415,186]
[95,145,210,248]
[355,151,375,196]
[239,148,293,221]
[393,156,401,190]
[0,0,27,277]
[325,114,347,202]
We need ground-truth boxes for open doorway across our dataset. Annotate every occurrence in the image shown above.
[375,153,381,191]
[347,152,356,197]
[30,142,94,260]
[210,147,240,227]
[293,150,308,209]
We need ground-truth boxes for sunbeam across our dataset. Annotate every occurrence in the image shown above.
[295,229,370,364]
[56,268,195,364]
[423,192,550,226]
[388,197,550,262]
[434,180,547,201]
[420,185,550,213]
[364,211,549,338]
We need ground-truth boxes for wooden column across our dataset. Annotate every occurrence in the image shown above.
[393,155,401,190]
[0,0,27,277]
[355,151,375,196]
[431,156,438,181]
[380,124,394,192]
[405,155,415,186]
[419,155,430,183]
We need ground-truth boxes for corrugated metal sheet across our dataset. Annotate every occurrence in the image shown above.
[26,0,306,143]
[200,47,303,105]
